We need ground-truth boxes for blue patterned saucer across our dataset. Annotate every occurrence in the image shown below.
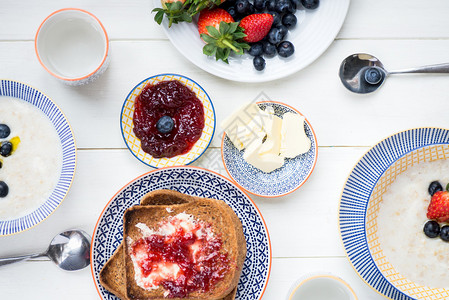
[221,101,318,198]
[91,166,271,300]
[0,80,76,236]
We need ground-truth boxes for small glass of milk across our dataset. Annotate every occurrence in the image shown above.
[287,274,357,300]
[35,8,109,85]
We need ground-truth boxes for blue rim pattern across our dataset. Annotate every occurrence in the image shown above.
[120,73,216,168]
[91,166,271,300]
[339,128,449,300]
[222,102,317,197]
[0,80,76,235]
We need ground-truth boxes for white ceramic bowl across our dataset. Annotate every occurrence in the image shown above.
[287,274,357,300]
[35,8,109,85]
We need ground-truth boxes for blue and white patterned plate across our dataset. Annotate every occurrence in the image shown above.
[339,128,449,300]
[0,80,76,235]
[221,102,318,198]
[91,166,271,300]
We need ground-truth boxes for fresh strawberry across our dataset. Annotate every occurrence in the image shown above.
[239,13,274,43]
[427,191,449,223]
[197,8,250,63]
[197,8,234,35]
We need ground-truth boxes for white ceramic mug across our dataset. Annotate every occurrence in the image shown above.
[287,274,358,300]
[35,8,109,85]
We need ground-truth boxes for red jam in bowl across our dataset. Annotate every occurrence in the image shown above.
[130,215,230,298]
[133,80,205,158]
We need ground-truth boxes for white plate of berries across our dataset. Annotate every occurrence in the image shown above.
[152,0,350,82]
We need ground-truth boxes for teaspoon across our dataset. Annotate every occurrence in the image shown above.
[339,53,449,94]
[0,229,91,271]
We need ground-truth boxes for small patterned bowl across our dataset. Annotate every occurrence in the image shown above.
[121,74,215,168]
[339,128,449,300]
[221,101,317,198]
[0,80,76,236]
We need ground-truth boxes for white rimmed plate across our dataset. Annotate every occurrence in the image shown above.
[153,0,350,82]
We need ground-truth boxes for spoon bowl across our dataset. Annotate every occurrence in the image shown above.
[339,53,387,94]
[0,229,91,271]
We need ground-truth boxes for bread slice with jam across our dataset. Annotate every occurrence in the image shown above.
[99,189,243,300]
[123,193,246,300]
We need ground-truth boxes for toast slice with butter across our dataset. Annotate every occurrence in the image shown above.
[99,189,243,300]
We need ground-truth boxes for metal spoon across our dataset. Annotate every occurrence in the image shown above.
[339,53,449,94]
[0,230,91,271]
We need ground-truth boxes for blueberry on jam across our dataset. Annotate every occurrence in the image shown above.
[428,181,443,196]
[156,116,174,134]
[133,80,205,158]
[0,181,8,198]
[423,220,440,238]
[0,141,12,157]
[0,124,10,139]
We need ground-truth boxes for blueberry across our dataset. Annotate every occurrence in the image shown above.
[267,0,277,11]
[227,6,237,18]
[275,0,293,13]
[247,3,255,14]
[236,0,250,14]
[440,225,449,242]
[262,41,277,57]
[268,27,284,44]
[253,56,266,71]
[301,0,319,9]
[156,116,174,134]
[364,67,383,85]
[276,24,289,37]
[0,141,12,157]
[0,124,10,139]
[277,40,295,57]
[0,160,2,169]
[248,43,264,56]
[268,11,281,26]
[423,221,440,238]
[282,13,297,28]
[0,181,8,198]
[291,0,300,10]
[428,181,443,196]
[254,0,267,11]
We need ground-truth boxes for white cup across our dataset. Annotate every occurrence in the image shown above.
[35,8,109,85]
[287,274,357,300]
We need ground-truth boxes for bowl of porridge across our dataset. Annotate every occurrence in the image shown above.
[339,128,449,300]
[0,80,76,235]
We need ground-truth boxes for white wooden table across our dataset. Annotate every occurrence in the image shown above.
[1,0,449,299]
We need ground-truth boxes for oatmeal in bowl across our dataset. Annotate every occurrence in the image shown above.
[0,80,76,235]
[340,128,449,300]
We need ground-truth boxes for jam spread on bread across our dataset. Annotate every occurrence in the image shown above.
[133,80,205,158]
[130,213,230,298]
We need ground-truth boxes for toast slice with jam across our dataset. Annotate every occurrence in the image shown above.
[99,189,244,300]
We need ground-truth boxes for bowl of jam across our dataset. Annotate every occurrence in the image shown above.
[121,74,215,168]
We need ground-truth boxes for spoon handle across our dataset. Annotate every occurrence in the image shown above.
[390,63,449,74]
[0,253,43,267]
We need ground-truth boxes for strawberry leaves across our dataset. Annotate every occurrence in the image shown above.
[152,1,192,27]
[200,21,250,63]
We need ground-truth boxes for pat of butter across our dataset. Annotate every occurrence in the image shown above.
[280,112,311,158]
[243,140,285,173]
[222,103,275,150]
[258,114,282,156]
